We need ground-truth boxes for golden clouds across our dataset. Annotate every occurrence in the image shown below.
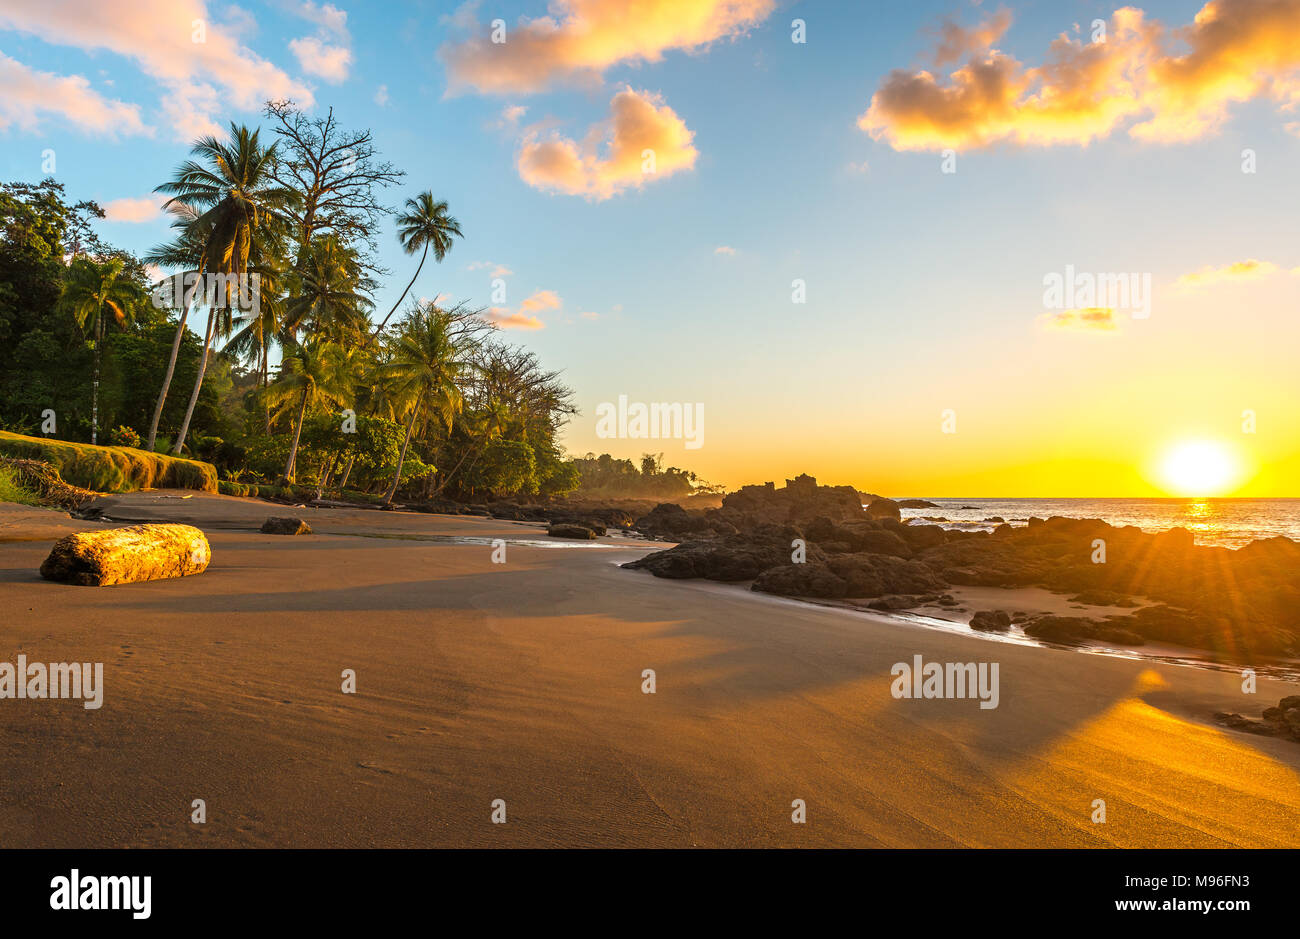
[1038,308,1121,332]
[861,0,1300,151]
[484,307,544,330]
[1176,258,1287,288]
[517,88,698,198]
[520,289,562,313]
[440,0,774,94]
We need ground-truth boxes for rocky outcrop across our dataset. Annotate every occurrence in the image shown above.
[40,523,210,586]
[1021,615,1144,646]
[632,502,730,540]
[623,524,802,581]
[969,610,1011,632]
[865,498,902,521]
[622,482,1300,659]
[720,474,866,527]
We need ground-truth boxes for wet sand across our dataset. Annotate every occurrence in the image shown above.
[2,491,1298,847]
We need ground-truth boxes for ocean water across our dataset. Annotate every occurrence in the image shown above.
[891,498,1300,549]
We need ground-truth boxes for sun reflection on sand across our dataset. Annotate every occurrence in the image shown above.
[995,672,1300,847]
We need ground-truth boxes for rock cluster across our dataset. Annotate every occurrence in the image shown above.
[624,477,1300,658]
[1216,696,1300,742]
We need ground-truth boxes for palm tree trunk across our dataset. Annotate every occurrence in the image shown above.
[283,388,310,483]
[338,455,356,490]
[91,311,102,445]
[146,303,190,452]
[365,243,429,348]
[172,307,216,455]
[261,341,271,435]
[146,277,200,453]
[383,408,419,504]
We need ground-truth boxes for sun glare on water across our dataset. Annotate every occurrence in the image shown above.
[1158,439,1242,497]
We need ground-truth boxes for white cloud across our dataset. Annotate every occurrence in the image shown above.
[289,36,352,83]
[290,0,348,40]
[468,260,513,277]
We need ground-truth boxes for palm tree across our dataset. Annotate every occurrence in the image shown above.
[366,193,462,344]
[154,123,298,454]
[369,307,476,504]
[224,260,286,433]
[262,340,355,483]
[282,235,371,344]
[61,257,139,445]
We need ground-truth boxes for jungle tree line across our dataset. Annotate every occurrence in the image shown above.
[0,103,583,502]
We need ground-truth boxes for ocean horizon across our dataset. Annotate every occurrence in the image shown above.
[892,497,1300,548]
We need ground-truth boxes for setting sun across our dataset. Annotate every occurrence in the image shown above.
[1158,440,1243,497]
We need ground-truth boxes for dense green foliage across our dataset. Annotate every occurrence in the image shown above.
[1,111,710,506]
[571,452,718,498]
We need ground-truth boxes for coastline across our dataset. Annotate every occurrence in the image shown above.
[2,491,1299,848]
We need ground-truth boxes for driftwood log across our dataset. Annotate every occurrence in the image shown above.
[40,524,210,586]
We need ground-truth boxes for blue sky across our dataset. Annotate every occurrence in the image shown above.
[3,0,1299,494]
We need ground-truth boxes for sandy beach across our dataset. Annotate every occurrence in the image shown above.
[1,491,1297,848]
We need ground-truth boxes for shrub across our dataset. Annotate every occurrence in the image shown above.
[107,425,142,449]
[217,480,258,497]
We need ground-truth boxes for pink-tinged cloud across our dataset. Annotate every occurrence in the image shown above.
[0,52,148,136]
[289,36,352,82]
[0,0,313,141]
[517,87,698,199]
[498,104,528,127]
[1038,307,1121,332]
[860,0,1300,151]
[103,195,164,222]
[520,289,562,313]
[1176,258,1282,289]
[484,307,544,330]
[440,0,775,94]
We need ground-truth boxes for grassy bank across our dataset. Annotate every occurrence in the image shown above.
[0,431,218,494]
